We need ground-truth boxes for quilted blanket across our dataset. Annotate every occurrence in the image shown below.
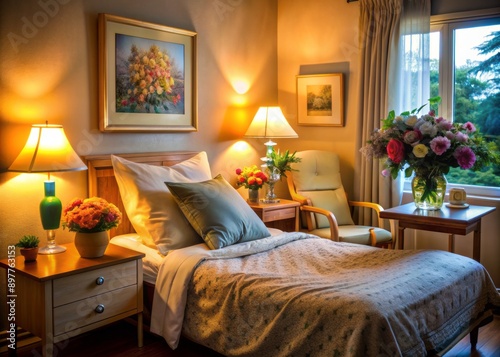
[151,232,500,356]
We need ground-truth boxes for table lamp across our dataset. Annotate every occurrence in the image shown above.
[244,107,298,202]
[244,106,298,164]
[8,123,88,254]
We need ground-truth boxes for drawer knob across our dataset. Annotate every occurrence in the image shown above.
[96,276,105,285]
[95,304,105,313]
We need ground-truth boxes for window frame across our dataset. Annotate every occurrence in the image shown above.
[402,8,500,199]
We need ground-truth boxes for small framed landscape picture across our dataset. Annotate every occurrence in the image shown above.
[98,13,197,132]
[296,73,344,127]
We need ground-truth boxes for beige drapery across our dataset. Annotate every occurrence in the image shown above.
[355,0,430,225]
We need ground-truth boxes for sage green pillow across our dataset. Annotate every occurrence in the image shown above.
[165,174,270,249]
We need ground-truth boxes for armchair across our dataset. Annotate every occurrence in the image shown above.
[287,150,394,248]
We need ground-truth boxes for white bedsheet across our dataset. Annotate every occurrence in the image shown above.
[110,234,164,284]
[150,231,315,349]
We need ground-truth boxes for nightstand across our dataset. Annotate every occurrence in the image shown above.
[248,199,300,232]
[0,243,144,357]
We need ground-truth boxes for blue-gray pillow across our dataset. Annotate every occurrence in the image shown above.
[165,174,270,249]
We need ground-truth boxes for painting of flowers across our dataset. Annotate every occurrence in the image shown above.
[98,14,197,132]
[115,34,185,114]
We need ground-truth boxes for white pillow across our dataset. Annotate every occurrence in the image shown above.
[111,152,212,255]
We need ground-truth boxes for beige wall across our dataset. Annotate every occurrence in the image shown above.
[275,0,360,199]
[0,0,277,256]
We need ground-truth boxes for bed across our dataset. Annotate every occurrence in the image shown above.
[86,151,500,357]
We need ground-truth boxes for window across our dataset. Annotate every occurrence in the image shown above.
[429,10,500,197]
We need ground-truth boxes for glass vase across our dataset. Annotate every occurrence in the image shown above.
[412,172,447,210]
[264,166,281,203]
[248,188,259,204]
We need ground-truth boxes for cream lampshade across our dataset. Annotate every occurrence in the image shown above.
[244,106,298,163]
[9,123,88,254]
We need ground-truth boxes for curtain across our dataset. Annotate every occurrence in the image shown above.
[389,0,431,126]
[355,0,430,226]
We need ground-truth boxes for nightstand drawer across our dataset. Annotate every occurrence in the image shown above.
[262,207,296,222]
[53,284,138,336]
[53,261,137,307]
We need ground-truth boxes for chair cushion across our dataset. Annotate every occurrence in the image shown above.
[291,150,343,191]
[300,187,355,228]
[310,226,392,245]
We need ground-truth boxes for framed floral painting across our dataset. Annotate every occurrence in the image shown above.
[98,14,197,132]
[296,73,344,127]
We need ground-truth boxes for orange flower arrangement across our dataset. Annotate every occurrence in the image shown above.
[62,197,122,233]
[235,165,268,190]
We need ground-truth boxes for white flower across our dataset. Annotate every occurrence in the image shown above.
[419,121,438,137]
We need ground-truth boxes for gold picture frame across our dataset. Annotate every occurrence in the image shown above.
[98,13,197,132]
[296,73,344,127]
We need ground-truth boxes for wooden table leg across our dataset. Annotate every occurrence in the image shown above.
[137,312,143,347]
[448,234,455,253]
[398,226,405,250]
[472,220,482,262]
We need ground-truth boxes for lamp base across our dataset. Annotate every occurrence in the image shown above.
[38,244,67,254]
[38,229,66,254]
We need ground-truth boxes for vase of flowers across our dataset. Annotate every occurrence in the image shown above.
[235,165,268,203]
[62,197,122,258]
[361,96,499,210]
[262,149,301,203]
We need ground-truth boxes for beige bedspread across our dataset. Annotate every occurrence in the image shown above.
[151,232,500,356]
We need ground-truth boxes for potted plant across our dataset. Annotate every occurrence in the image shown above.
[16,235,40,262]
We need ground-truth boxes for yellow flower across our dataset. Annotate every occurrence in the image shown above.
[413,144,428,158]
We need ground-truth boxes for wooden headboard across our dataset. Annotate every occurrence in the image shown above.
[85,151,198,238]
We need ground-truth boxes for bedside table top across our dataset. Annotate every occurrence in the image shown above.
[0,243,145,282]
[247,198,300,209]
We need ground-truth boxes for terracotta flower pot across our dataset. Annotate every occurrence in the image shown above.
[20,247,38,262]
[74,231,109,258]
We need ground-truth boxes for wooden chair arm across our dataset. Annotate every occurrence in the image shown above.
[300,205,340,242]
[348,200,383,213]
[287,174,309,205]
[349,200,396,243]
